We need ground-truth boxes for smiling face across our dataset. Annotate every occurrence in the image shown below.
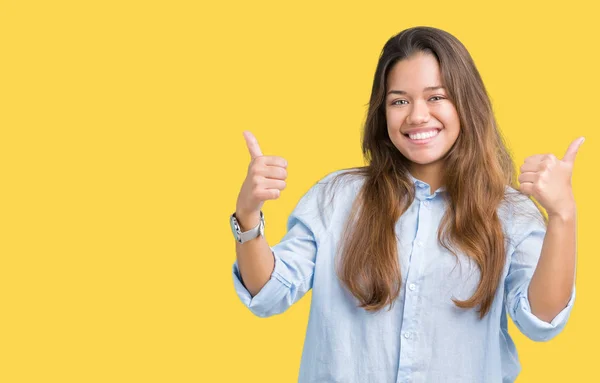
[385,52,461,182]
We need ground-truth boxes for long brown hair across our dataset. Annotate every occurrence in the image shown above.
[320,26,544,319]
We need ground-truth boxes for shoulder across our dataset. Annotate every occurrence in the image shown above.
[316,168,366,191]
[499,185,547,246]
[292,168,366,234]
[313,168,366,208]
[500,186,544,219]
[297,168,366,201]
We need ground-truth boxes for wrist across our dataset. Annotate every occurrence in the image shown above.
[235,211,261,231]
[547,204,577,222]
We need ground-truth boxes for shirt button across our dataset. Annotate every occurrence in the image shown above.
[423,200,430,207]
[417,241,423,247]
[409,283,416,291]
[418,182,426,189]
[404,332,411,339]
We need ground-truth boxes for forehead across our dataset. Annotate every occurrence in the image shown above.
[386,53,442,90]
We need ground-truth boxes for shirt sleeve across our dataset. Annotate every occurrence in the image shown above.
[232,180,329,318]
[504,196,576,342]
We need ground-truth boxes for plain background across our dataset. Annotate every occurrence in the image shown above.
[1,0,598,381]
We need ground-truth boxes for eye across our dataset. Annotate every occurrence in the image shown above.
[391,99,408,106]
[429,96,445,101]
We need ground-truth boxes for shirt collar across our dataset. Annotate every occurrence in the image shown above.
[407,171,446,201]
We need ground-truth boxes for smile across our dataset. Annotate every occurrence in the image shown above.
[403,129,441,144]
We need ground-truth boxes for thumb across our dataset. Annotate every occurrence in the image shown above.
[562,136,585,163]
[243,131,263,159]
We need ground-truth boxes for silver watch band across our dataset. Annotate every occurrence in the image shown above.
[239,219,260,242]
[231,211,264,244]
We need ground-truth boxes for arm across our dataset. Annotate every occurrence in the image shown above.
[518,138,583,322]
[509,136,584,340]
[235,211,276,297]
[232,182,325,318]
[528,204,577,322]
[503,196,576,342]
[231,130,320,317]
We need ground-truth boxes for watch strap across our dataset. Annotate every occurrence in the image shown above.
[231,211,264,244]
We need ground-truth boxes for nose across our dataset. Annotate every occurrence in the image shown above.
[406,100,430,125]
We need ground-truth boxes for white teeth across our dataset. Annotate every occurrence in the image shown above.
[408,130,439,140]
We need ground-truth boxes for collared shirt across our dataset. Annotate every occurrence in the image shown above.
[232,169,575,383]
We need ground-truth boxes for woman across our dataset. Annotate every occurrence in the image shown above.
[230,26,580,383]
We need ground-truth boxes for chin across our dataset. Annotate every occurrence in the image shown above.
[406,155,445,166]
[402,153,438,164]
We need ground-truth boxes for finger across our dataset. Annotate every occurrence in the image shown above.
[256,188,281,200]
[562,137,585,164]
[256,165,288,180]
[524,154,547,164]
[260,156,288,168]
[254,166,287,180]
[520,162,542,173]
[519,182,534,196]
[243,131,263,159]
[518,172,538,184]
[263,178,287,190]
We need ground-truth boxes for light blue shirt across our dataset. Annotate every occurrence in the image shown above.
[232,170,575,383]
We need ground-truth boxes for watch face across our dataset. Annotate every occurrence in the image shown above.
[259,211,265,236]
[230,215,241,241]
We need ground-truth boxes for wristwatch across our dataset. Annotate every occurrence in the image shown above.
[230,210,265,244]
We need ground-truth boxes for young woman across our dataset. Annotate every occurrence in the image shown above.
[230,26,581,383]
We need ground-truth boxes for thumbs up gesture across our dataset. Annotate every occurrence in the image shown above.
[235,131,288,219]
[518,137,585,218]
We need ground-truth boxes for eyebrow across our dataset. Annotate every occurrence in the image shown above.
[387,86,446,96]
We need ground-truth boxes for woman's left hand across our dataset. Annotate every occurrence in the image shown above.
[518,137,585,219]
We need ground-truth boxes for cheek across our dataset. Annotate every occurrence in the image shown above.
[436,106,460,128]
[385,109,406,130]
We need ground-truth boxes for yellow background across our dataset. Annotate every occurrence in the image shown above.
[1,0,597,382]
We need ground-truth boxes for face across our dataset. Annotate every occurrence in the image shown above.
[385,52,460,174]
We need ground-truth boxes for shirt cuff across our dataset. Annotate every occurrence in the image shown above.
[512,284,576,342]
[232,249,292,318]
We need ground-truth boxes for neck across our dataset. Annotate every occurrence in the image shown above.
[409,162,444,192]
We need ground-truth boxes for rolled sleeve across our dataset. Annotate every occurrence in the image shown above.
[504,196,576,342]
[511,282,575,341]
[232,181,327,318]
[232,250,296,318]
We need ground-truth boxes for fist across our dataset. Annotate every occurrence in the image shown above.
[235,131,288,217]
[518,137,584,218]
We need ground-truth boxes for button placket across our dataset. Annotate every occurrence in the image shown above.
[397,189,428,382]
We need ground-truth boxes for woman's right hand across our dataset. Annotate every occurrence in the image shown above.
[235,131,288,221]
